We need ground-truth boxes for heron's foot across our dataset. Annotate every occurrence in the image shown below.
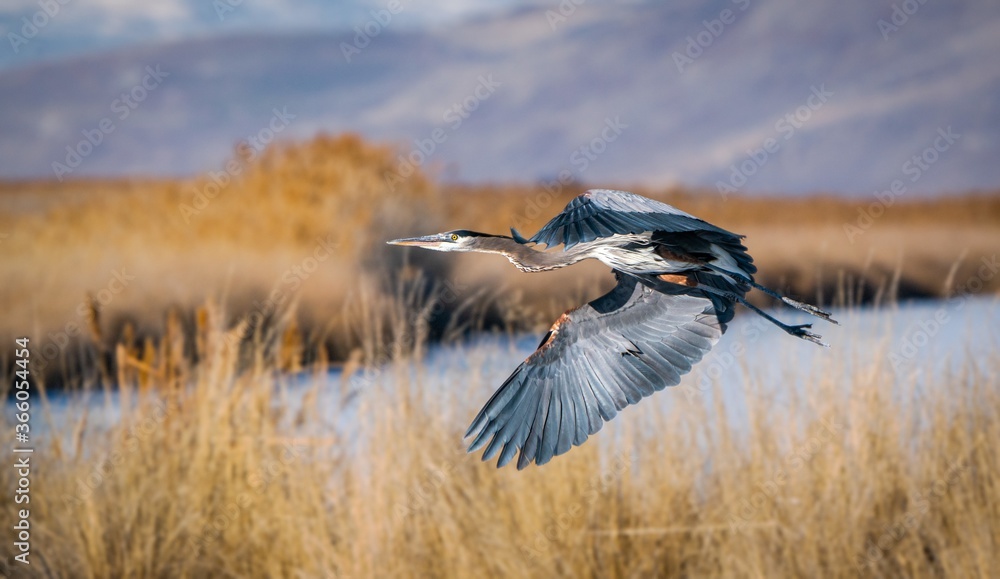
[781,297,840,325]
[784,323,828,347]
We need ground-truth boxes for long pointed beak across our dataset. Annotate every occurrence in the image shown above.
[386,234,447,248]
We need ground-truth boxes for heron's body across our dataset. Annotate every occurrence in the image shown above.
[388,189,837,470]
[464,233,709,274]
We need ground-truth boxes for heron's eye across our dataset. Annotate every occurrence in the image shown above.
[450,234,459,241]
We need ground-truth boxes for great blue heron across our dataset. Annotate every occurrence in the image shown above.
[388,189,837,469]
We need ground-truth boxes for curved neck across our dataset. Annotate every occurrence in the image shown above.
[471,236,591,272]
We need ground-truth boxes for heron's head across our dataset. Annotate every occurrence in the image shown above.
[386,230,500,252]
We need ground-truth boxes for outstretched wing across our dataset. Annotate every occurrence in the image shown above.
[527,189,741,249]
[465,274,728,469]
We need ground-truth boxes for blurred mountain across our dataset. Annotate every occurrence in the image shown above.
[1,0,998,194]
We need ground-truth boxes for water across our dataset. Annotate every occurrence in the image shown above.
[22,297,1000,452]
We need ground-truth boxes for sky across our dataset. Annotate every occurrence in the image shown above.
[0,0,547,70]
[0,0,996,195]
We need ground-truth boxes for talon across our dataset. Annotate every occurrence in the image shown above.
[787,325,828,347]
[792,302,839,325]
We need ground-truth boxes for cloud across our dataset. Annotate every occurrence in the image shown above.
[0,0,555,72]
[1,0,997,194]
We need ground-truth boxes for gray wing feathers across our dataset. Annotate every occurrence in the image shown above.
[466,274,726,469]
[527,189,739,249]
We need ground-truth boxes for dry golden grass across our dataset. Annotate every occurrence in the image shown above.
[0,132,998,381]
[0,135,439,384]
[1,134,998,576]
[1,282,997,578]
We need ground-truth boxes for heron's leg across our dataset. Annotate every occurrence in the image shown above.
[633,273,829,347]
[733,295,828,347]
[705,265,838,325]
[749,283,838,324]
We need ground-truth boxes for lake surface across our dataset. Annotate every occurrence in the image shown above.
[26,296,1000,451]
